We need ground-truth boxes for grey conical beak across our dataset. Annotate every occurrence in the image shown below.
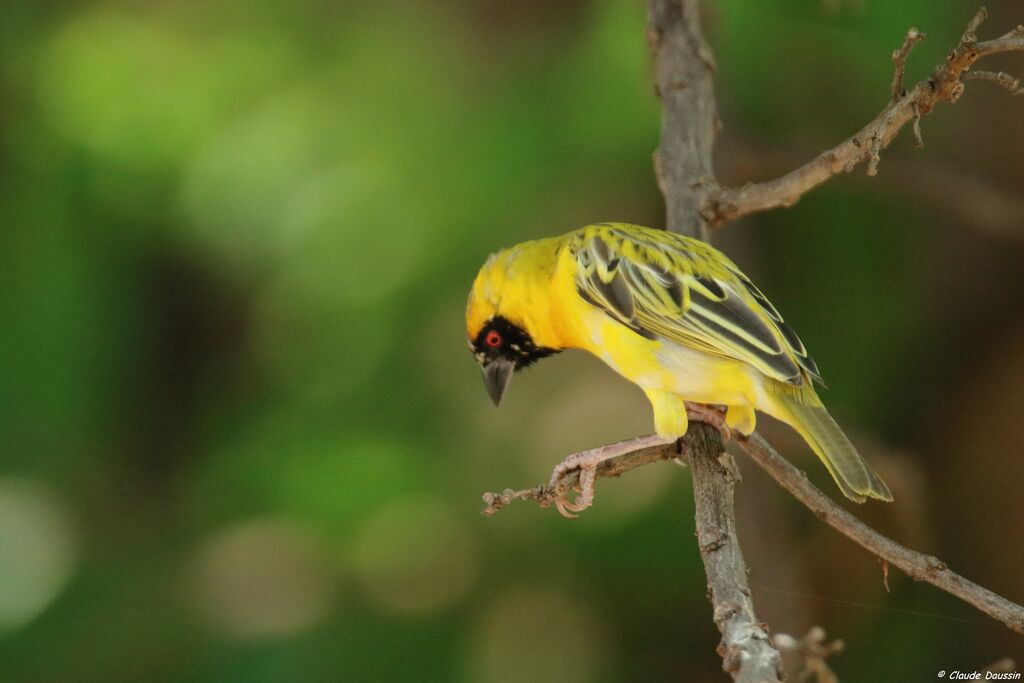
[481,357,515,406]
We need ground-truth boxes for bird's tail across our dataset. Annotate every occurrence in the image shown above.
[765,383,892,503]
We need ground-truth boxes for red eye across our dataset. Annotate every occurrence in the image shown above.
[485,330,502,348]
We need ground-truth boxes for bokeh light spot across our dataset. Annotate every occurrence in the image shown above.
[188,518,336,639]
[352,495,479,616]
[179,88,332,264]
[466,586,611,683]
[0,478,78,632]
[39,14,223,166]
[278,164,426,308]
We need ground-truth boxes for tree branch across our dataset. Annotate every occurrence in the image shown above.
[689,426,784,683]
[480,5,1024,680]
[965,69,1024,96]
[703,9,1024,227]
[648,0,718,239]
[889,27,925,101]
[773,627,845,683]
[648,1,784,680]
[480,434,680,516]
[735,433,1024,635]
[483,430,1024,636]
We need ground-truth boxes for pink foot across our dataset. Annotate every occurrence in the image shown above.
[547,435,671,518]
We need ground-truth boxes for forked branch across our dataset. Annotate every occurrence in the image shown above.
[480,5,1024,681]
[703,8,1024,226]
[481,429,1024,636]
[737,433,1024,636]
[649,0,784,678]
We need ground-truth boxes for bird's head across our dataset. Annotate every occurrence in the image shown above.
[466,247,561,406]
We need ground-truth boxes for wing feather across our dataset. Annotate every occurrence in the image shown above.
[572,225,821,385]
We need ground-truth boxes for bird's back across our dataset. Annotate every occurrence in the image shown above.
[558,223,821,385]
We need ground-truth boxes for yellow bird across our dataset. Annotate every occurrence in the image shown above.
[466,222,891,514]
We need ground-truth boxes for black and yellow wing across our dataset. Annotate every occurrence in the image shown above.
[569,223,821,386]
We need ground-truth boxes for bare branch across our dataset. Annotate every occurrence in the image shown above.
[688,425,784,683]
[890,27,925,100]
[648,0,718,239]
[911,101,924,147]
[866,106,897,177]
[735,433,1024,636]
[965,70,1024,95]
[482,427,786,681]
[482,428,1024,636]
[963,6,989,42]
[716,138,1024,242]
[703,9,1024,226]
[482,6,1024,681]
[648,1,784,679]
[480,435,679,516]
[773,627,844,683]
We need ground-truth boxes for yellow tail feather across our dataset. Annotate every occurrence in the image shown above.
[767,385,892,503]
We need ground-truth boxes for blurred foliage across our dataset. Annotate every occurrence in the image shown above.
[1,0,1022,681]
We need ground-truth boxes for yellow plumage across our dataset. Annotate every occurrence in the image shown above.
[466,222,892,503]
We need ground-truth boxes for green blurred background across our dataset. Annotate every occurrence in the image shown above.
[1,0,1022,680]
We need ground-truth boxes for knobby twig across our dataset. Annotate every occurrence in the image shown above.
[965,69,1024,95]
[736,433,1024,635]
[482,428,786,681]
[648,1,784,680]
[889,27,925,101]
[716,139,1024,242]
[480,435,680,516]
[773,627,844,683]
[648,0,718,239]
[480,4,1024,681]
[483,429,1024,636]
[689,425,783,682]
[703,8,1024,226]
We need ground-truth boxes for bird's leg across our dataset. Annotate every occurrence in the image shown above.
[724,403,756,437]
[547,405,730,518]
[683,402,731,443]
[547,434,672,518]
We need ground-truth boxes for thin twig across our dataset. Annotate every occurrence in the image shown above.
[866,107,896,176]
[688,425,784,682]
[890,27,925,100]
[963,6,989,42]
[911,101,924,147]
[480,6,1024,681]
[965,70,1024,95]
[482,429,1024,636]
[703,8,1024,226]
[717,139,1024,242]
[773,627,844,683]
[648,1,784,679]
[480,435,679,516]
[736,433,1024,636]
[648,0,718,239]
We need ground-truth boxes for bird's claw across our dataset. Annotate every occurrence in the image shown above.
[547,448,602,518]
[545,434,673,518]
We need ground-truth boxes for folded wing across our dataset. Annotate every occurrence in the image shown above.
[571,225,821,386]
